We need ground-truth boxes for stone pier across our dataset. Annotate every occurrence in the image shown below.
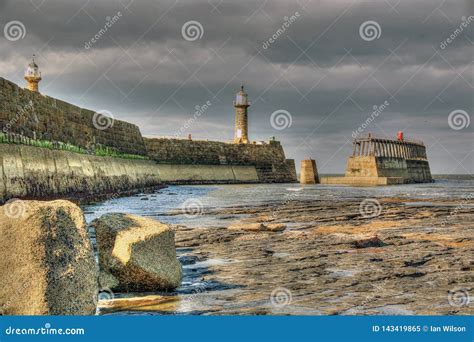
[0,76,297,202]
[321,134,432,186]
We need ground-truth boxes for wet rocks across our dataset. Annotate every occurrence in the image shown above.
[169,197,473,315]
[352,235,386,248]
[228,223,266,231]
[403,255,433,267]
[0,200,98,315]
[99,294,180,314]
[267,223,287,232]
[228,222,286,232]
[179,255,200,266]
[93,213,182,292]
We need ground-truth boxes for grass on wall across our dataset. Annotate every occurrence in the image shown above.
[0,132,148,160]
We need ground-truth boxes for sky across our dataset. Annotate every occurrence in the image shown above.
[0,0,472,174]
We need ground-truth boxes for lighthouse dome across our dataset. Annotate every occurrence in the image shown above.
[234,85,249,106]
[29,60,38,68]
[25,56,41,78]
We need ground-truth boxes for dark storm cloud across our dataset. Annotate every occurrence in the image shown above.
[0,0,472,173]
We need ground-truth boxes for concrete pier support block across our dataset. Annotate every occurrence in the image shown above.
[300,159,319,184]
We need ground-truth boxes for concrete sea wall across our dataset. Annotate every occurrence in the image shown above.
[0,144,160,203]
[0,145,260,204]
[155,164,258,184]
[320,175,405,186]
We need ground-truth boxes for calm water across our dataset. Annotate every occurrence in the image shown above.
[83,177,473,228]
[82,177,473,315]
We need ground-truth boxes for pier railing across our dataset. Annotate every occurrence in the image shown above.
[354,134,425,146]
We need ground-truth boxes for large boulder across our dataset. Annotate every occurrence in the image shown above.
[0,200,98,315]
[92,213,182,292]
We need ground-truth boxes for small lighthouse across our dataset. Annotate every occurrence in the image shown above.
[24,55,42,93]
[233,85,250,144]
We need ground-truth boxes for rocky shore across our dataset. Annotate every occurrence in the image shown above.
[1,189,472,316]
[171,197,473,315]
[100,195,473,315]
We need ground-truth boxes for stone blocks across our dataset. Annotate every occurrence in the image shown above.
[300,159,319,184]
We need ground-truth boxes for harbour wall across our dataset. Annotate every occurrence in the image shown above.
[0,77,146,155]
[0,144,259,204]
[0,77,297,187]
[144,138,296,183]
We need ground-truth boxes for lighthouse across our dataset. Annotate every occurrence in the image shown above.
[24,55,42,93]
[233,85,250,144]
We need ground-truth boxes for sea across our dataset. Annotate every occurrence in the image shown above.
[84,175,473,228]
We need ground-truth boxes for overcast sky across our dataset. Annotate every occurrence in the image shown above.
[0,0,472,173]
